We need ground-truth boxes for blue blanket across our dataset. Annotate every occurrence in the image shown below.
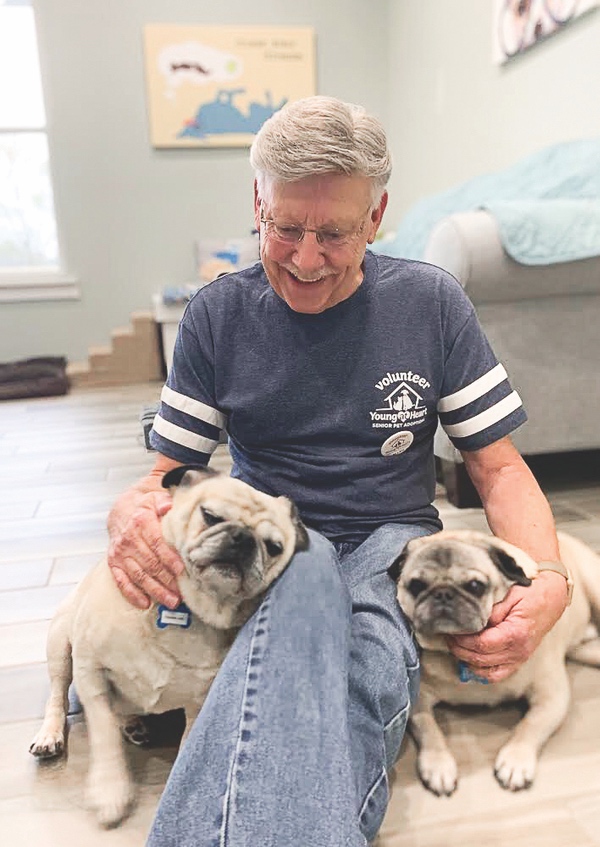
[375,138,600,265]
[485,198,600,265]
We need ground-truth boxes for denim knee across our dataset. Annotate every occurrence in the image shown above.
[357,648,419,843]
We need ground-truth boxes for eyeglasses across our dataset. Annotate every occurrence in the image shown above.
[260,205,371,249]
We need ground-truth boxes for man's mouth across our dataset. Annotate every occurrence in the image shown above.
[285,268,328,285]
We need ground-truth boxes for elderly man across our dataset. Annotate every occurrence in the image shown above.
[108,96,568,847]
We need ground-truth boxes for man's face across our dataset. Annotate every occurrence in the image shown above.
[254,173,387,314]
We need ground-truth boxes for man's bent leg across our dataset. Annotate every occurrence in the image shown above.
[341,523,435,843]
[147,530,367,847]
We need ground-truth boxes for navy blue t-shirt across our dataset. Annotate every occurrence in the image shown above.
[150,251,526,544]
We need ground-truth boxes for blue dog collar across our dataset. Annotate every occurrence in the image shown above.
[457,660,489,684]
[156,602,192,629]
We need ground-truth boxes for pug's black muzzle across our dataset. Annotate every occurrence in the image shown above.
[212,526,258,574]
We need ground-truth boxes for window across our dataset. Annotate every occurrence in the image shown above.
[0,0,75,299]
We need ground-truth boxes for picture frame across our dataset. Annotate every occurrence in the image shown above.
[143,24,316,148]
[493,0,599,64]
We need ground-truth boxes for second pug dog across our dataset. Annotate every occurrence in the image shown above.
[389,529,600,796]
[29,465,308,826]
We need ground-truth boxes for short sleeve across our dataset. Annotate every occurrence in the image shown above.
[149,297,228,464]
[437,309,527,451]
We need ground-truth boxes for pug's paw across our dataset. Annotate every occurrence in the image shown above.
[86,770,136,827]
[121,715,152,747]
[417,749,458,796]
[29,722,65,759]
[494,741,537,791]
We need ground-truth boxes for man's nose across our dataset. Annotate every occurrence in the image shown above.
[291,232,326,273]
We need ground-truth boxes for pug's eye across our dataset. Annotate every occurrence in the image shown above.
[407,578,428,598]
[463,579,487,598]
[264,539,284,557]
[201,507,224,527]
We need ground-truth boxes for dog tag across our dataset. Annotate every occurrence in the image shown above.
[156,603,192,629]
[457,660,489,684]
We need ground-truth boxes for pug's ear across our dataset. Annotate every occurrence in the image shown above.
[388,538,419,582]
[279,497,310,553]
[162,464,219,489]
[487,545,532,587]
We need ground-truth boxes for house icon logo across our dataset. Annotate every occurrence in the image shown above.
[378,382,424,413]
[370,370,431,432]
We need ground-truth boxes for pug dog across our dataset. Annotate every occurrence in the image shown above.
[29,465,308,827]
[388,529,600,796]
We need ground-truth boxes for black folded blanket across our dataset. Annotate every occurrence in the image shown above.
[0,356,70,401]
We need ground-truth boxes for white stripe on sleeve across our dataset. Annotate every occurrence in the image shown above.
[161,385,227,429]
[442,391,522,439]
[437,363,508,413]
[152,414,219,454]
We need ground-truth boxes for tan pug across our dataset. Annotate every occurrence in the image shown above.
[29,466,308,827]
[388,529,600,796]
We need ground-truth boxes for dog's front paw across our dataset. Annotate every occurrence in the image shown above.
[86,771,136,828]
[494,742,537,791]
[417,749,458,796]
[121,715,152,747]
[29,723,65,759]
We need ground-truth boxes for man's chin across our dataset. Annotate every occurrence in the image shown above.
[284,291,331,314]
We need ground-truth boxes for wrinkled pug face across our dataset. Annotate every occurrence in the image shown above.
[388,531,532,638]
[160,465,309,628]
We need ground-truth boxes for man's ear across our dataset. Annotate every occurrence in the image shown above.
[367,190,388,244]
[162,465,218,490]
[253,180,261,230]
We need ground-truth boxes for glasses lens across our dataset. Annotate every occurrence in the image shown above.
[319,230,350,248]
[272,224,304,243]
[261,211,367,248]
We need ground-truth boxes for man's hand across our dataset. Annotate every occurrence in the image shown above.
[107,489,184,610]
[447,571,569,683]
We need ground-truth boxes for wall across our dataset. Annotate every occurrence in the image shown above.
[1,0,390,362]
[384,0,600,227]
[6,0,598,363]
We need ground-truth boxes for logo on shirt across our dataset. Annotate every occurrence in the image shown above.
[371,370,431,435]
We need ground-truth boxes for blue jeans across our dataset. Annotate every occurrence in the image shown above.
[146,523,432,847]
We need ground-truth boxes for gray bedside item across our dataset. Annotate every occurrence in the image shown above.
[425,209,600,507]
[140,405,160,451]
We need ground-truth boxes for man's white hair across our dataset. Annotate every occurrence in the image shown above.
[250,96,392,205]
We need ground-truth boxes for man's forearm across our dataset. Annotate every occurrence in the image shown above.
[462,438,560,563]
[479,464,559,561]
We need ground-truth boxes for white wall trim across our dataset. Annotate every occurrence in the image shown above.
[0,268,80,302]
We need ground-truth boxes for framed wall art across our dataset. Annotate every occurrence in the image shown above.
[143,24,316,148]
[493,0,598,64]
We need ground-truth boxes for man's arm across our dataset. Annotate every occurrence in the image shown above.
[446,436,568,681]
[107,453,186,610]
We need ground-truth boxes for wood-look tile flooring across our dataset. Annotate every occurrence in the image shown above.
[1,384,599,846]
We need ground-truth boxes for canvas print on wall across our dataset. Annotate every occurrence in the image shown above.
[143,25,316,148]
[493,0,598,63]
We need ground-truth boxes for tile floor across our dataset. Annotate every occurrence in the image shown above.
[1,384,599,846]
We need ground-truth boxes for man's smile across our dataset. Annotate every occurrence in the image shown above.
[285,268,329,285]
